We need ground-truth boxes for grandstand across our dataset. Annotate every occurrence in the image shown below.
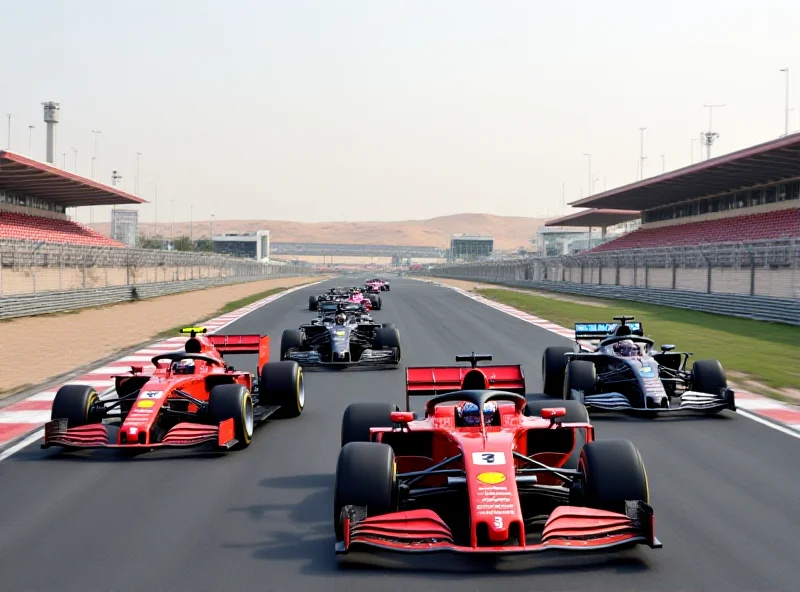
[549,133,800,250]
[0,150,145,248]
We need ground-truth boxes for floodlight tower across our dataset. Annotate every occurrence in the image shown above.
[703,104,726,159]
[42,102,60,164]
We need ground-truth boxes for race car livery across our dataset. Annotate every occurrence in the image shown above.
[43,328,305,452]
[333,353,660,558]
[541,316,736,414]
[280,309,400,367]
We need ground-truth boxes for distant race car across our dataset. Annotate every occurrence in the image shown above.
[348,287,381,311]
[314,299,371,321]
[309,287,351,311]
[43,328,304,452]
[280,309,400,368]
[541,316,736,414]
[365,278,390,292]
[333,353,660,557]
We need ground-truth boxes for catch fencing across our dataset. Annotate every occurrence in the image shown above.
[0,240,316,319]
[419,239,800,325]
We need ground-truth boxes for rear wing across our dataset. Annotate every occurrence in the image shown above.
[405,364,525,411]
[207,334,270,369]
[574,322,643,341]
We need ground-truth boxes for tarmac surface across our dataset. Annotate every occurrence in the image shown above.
[0,278,798,591]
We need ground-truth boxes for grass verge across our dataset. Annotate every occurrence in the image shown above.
[476,287,800,399]
[156,287,289,338]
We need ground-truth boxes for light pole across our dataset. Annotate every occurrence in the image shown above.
[780,68,789,136]
[135,152,141,195]
[28,125,35,156]
[210,213,215,242]
[91,130,101,178]
[190,204,193,245]
[5,114,10,149]
[691,138,696,164]
[638,127,647,179]
[62,152,66,168]
[660,154,665,173]
[71,147,78,173]
[170,200,175,245]
[583,153,592,195]
[702,104,725,159]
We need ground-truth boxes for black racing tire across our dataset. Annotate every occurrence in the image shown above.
[564,361,597,400]
[381,323,397,329]
[341,402,399,447]
[374,327,401,364]
[280,329,304,361]
[309,295,318,311]
[334,442,396,539]
[368,294,381,310]
[51,384,100,428]
[691,359,727,395]
[259,361,304,419]
[384,284,390,291]
[579,439,650,514]
[542,346,574,397]
[524,399,590,469]
[208,384,254,450]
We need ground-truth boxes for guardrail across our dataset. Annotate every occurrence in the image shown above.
[0,268,315,320]
[417,239,800,325]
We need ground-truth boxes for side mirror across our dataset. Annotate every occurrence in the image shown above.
[390,411,414,424]
[540,407,566,420]
[661,344,676,352]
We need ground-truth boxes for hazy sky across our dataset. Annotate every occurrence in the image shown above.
[1,0,799,224]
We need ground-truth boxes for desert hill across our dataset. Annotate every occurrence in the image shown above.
[92,213,545,251]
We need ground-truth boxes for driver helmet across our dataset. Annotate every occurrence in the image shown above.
[456,401,498,426]
[335,313,347,325]
[613,339,639,358]
[172,359,195,374]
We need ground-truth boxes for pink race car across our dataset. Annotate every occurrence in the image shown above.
[349,288,382,311]
[365,278,390,293]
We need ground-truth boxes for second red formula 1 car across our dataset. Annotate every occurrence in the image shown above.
[333,353,660,557]
[43,327,304,452]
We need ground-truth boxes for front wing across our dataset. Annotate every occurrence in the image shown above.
[574,389,736,414]
[336,502,661,555]
[42,418,239,450]
[284,348,399,367]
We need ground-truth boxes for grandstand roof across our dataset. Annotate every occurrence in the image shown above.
[544,208,640,228]
[570,132,800,211]
[0,151,146,207]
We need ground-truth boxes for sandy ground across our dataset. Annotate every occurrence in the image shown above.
[431,278,608,307]
[0,276,319,397]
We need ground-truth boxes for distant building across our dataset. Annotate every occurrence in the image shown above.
[534,222,638,257]
[449,234,494,261]
[110,209,138,247]
[212,230,270,260]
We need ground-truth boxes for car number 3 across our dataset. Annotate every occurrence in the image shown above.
[494,516,503,529]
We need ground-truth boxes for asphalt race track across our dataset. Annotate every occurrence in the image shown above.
[1,278,798,591]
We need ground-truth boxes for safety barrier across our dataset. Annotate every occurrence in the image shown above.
[0,239,317,319]
[418,239,800,325]
[0,270,315,320]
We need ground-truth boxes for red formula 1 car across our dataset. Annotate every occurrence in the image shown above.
[42,328,305,452]
[333,353,660,557]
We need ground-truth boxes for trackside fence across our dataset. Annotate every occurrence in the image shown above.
[0,240,317,320]
[417,239,800,326]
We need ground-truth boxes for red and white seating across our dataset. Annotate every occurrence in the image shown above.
[0,212,125,248]
[591,209,800,252]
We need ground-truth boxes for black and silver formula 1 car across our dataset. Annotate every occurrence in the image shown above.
[280,308,400,368]
[541,316,736,414]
